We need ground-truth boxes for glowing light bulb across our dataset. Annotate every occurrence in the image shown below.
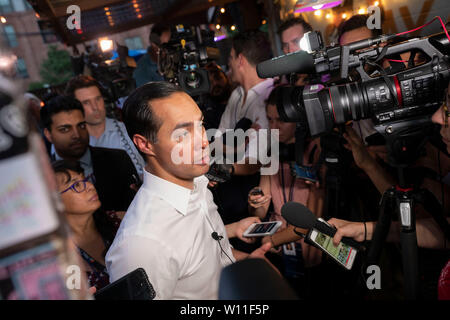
[342,13,348,19]
[216,24,221,30]
[0,16,6,23]
[374,1,380,6]
[358,8,365,14]
[326,13,331,19]
[231,25,236,31]
[314,10,322,17]
[99,38,113,52]
[220,8,225,13]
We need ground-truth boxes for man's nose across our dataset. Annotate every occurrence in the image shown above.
[72,129,80,139]
[92,100,99,111]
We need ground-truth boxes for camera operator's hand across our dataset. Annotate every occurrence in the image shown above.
[367,145,388,163]
[248,187,271,209]
[343,126,377,170]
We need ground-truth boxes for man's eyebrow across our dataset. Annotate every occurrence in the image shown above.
[56,124,72,129]
[173,115,204,131]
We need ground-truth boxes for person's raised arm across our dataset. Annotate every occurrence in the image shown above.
[343,125,395,194]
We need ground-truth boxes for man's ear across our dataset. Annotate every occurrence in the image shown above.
[238,53,245,67]
[43,128,53,144]
[133,134,156,157]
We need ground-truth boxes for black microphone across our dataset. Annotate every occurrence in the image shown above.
[211,232,223,241]
[281,201,363,250]
[256,50,315,78]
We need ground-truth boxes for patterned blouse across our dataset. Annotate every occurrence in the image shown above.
[77,211,122,290]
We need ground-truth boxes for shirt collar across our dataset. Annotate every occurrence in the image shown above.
[141,170,196,216]
[249,78,274,95]
[104,117,116,133]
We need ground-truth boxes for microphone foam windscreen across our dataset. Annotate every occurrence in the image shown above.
[256,51,314,78]
[281,201,316,229]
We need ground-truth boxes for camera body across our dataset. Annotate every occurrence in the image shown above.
[159,25,218,96]
[263,31,450,166]
[74,43,136,103]
[275,31,450,135]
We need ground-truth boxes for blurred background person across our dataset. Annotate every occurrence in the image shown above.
[133,23,171,88]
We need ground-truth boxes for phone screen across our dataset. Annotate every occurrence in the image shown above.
[310,230,356,269]
[248,222,278,234]
[292,164,318,182]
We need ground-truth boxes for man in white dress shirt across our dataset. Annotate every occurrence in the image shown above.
[106,82,272,299]
[218,30,274,175]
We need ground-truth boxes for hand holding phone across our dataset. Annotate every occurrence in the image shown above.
[243,221,282,238]
[307,222,357,270]
[248,187,271,208]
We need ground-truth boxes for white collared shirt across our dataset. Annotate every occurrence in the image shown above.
[105,170,235,300]
[219,78,274,160]
[89,117,145,177]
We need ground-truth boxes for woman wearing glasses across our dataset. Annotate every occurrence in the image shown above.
[52,160,125,290]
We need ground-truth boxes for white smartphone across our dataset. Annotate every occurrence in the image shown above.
[308,229,357,270]
[243,221,282,238]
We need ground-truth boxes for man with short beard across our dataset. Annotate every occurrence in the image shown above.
[40,95,139,211]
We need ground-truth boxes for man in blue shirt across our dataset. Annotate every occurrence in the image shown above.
[133,24,171,88]
[65,75,145,178]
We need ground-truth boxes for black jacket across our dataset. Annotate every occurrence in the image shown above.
[90,146,139,212]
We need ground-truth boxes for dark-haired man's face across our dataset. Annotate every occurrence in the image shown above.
[281,24,306,54]
[143,92,210,185]
[74,86,106,127]
[44,110,89,160]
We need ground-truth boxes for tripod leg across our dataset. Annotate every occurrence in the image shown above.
[399,229,419,299]
[396,195,420,299]
[367,189,394,265]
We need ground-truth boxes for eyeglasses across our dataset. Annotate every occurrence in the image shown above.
[60,174,96,194]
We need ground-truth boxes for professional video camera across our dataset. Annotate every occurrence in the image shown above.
[257,29,450,166]
[258,25,450,298]
[158,24,220,97]
[72,42,136,103]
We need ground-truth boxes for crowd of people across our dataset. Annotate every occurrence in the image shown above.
[28,15,450,300]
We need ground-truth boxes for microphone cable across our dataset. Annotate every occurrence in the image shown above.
[211,232,234,264]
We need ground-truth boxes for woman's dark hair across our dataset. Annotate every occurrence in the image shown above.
[265,85,287,107]
[122,81,184,145]
[51,159,117,246]
[52,159,84,184]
